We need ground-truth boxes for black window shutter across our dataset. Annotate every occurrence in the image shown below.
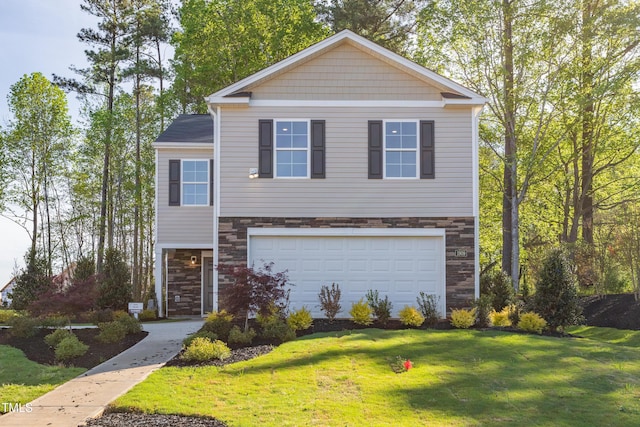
[169,159,180,206]
[368,120,383,179]
[258,119,273,178]
[310,120,325,179]
[420,120,435,179]
[209,159,214,206]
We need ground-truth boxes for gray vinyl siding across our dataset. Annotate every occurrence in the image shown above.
[156,148,214,244]
[219,106,473,218]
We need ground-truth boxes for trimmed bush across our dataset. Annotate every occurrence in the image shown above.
[96,321,127,343]
[55,335,89,361]
[202,310,234,342]
[489,307,512,327]
[480,269,514,311]
[138,309,157,321]
[182,331,218,348]
[89,309,115,324]
[472,295,492,328]
[287,307,313,331]
[366,290,392,325]
[450,308,476,329]
[181,337,231,362]
[45,328,72,348]
[0,309,20,323]
[350,299,373,326]
[318,283,342,322]
[259,314,296,343]
[8,316,38,338]
[416,292,440,327]
[399,306,424,327]
[116,314,142,334]
[518,312,547,334]
[228,325,256,346]
[39,315,70,328]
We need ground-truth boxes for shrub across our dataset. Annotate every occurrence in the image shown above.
[399,306,424,327]
[489,308,512,327]
[45,328,72,348]
[350,299,373,326]
[39,315,70,328]
[89,309,115,324]
[0,309,20,323]
[508,301,523,326]
[450,308,476,329]
[10,250,50,310]
[416,292,440,327]
[228,325,256,346]
[8,315,38,338]
[287,307,313,331]
[181,338,231,362]
[472,295,493,328]
[115,313,142,334]
[318,283,342,322]
[182,331,218,348]
[28,274,98,318]
[532,249,583,331]
[366,290,392,325]
[202,310,234,342]
[55,335,89,361]
[518,312,547,334]
[480,268,514,311]
[96,249,132,310]
[258,313,296,343]
[138,309,157,322]
[96,321,127,343]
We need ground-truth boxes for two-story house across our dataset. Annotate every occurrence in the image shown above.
[154,30,485,318]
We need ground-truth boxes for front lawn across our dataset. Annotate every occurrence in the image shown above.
[111,328,640,426]
[0,345,85,412]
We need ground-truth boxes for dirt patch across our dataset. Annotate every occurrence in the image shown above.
[581,293,640,330]
[0,328,148,369]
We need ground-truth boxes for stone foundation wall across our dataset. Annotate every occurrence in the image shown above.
[218,217,476,311]
[167,249,204,316]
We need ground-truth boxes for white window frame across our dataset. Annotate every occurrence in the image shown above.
[181,159,209,206]
[274,119,311,179]
[383,120,419,179]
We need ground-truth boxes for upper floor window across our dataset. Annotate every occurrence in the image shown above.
[384,121,418,178]
[182,160,209,205]
[275,120,309,178]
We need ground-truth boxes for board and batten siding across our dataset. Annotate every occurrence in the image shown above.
[247,43,446,101]
[156,148,214,244]
[219,106,473,218]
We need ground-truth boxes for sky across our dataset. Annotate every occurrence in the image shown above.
[0,0,97,286]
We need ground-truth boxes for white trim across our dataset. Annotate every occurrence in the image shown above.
[153,142,213,149]
[206,30,486,104]
[247,227,446,238]
[383,120,420,180]
[155,243,214,250]
[274,119,311,179]
[214,99,485,108]
[153,148,163,317]
[211,106,221,313]
[181,159,210,206]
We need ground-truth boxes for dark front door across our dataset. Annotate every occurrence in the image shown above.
[203,257,214,314]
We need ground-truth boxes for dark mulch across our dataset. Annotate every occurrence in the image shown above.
[581,293,640,330]
[165,344,274,368]
[84,413,228,427]
[0,328,148,369]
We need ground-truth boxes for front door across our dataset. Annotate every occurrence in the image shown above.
[203,257,214,314]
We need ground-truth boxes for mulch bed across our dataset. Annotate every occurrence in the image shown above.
[581,293,640,330]
[0,328,148,369]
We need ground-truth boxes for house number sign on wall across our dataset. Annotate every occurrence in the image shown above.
[455,249,467,257]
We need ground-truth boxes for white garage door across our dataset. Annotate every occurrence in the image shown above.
[248,228,445,318]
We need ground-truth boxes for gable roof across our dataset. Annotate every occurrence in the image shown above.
[206,30,486,106]
[154,114,213,146]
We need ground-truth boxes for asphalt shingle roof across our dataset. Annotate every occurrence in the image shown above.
[155,114,213,143]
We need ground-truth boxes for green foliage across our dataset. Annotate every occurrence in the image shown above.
[97,249,132,311]
[319,283,342,322]
[0,310,20,323]
[472,295,493,328]
[398,306,424,327]
[532,249,583,331]
[138,309,157,321]
[10,250,51,311]
[115,313,142,335]
[366,290,392,325]
[96,321,128,344]
[489,308,512,327]
[73,255,95,283]
[287,307,313,331]
[8,316,39,338]
[89,309,115,324]
[518,312,547,334]
[228,325,256,346]
[54,335,89,361]
[480,268,514,311]
[39,315,70,328]
[450,308,476,329]
[416,292,440,327]
[258,312,296,343]
[45,329,73,348]
[202,310,234,342]
[349,299,373,326]
[181,338,231,362]
[183,331,219,348]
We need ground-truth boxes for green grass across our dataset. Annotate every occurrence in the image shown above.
[112,328,640,426]
[0,345,85,411]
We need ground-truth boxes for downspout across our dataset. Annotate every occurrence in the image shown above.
[207,104,221,312]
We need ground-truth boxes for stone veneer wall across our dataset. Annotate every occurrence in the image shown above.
[218,217,476,311]
[167,249,204,316]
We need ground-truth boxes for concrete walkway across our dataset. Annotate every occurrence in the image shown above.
[1,319,203,427]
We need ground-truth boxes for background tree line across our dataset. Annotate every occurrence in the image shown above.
[1,0,639,312]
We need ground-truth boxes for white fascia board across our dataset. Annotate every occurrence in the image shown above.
[155,243,214,250]
[152,142,214,149]
[247,227,446,238]
[444,97,488,106]
[206,30,486,104]
[205,96,250,105]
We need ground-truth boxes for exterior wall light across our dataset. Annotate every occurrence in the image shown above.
[249,167,259,179]
[190,255,197,265]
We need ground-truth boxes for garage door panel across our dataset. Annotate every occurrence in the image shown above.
[249,234,445,317]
